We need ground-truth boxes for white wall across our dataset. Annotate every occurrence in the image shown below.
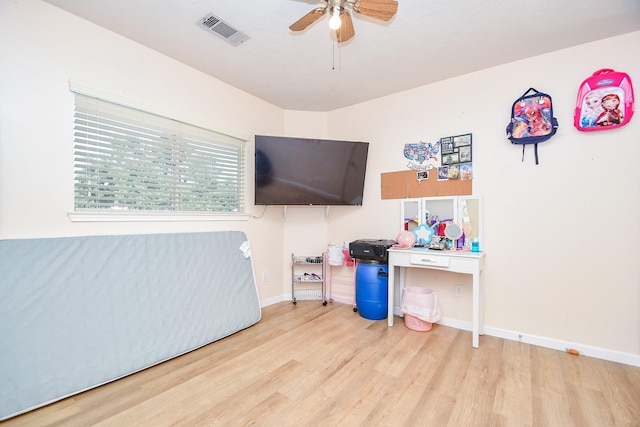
[0,0,288,303]
[1,1,638,363]
[327,32,640,359]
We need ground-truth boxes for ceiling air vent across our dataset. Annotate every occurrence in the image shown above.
[198,13,250,46]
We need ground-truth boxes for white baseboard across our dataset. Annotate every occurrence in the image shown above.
[403,307,640,367]
[482,324,640,367]
[260,295,288,307]
[261,296,640,367]
[408,309,640,367]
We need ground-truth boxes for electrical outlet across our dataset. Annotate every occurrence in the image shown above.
[454,285,463,297]
[262,271,269,282]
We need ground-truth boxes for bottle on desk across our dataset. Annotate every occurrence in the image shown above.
[471,238,480,252]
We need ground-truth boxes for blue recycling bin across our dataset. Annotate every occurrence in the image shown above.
[355,260,388,320]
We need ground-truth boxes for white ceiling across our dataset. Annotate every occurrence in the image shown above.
[44,0,640,112]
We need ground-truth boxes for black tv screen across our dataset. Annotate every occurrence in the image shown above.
[255,135,369,206]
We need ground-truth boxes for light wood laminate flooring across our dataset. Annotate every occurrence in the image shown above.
[3,301,639,426]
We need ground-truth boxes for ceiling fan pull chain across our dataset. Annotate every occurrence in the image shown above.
[332,42,335,70]
[331,41,342,71]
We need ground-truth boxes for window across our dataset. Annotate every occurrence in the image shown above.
[72,92,246,217]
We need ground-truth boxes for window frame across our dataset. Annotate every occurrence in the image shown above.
[67,81,249,222]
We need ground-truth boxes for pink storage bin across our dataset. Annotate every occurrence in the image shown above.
[401,286,441,332]
[404,314,433,332]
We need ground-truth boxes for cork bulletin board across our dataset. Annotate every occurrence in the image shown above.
[380,169,472,199]
[384,132,474,199]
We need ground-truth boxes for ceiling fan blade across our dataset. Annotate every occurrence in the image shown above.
[354,0,398,21]
[289,7,327,31]
[335,10,355,43]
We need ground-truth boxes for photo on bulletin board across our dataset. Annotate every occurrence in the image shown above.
[460,162,473,180]
[448,164,460,179]
[437,166,449,181]
[416,170,429,182]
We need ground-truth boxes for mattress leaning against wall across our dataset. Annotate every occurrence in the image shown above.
[0,231,262,421]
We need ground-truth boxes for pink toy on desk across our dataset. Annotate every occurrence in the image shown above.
[395,230,416,248]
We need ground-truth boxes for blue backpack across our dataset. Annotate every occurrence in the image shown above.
[506,88,559,164]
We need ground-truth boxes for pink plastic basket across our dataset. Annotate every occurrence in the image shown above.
[404,314,433,332]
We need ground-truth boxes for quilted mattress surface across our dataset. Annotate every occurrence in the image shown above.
[0,231,262,420]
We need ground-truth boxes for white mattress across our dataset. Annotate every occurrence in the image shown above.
[0,231,261,420]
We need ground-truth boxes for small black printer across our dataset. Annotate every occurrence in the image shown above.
[349,239,396,263]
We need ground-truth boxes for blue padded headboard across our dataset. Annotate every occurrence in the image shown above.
[0,231,261,420]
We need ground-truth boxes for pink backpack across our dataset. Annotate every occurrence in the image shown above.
[574,69,634,132]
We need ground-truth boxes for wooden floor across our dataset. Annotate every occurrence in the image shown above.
[3,301,640,427]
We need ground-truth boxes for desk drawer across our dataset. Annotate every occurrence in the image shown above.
[410,253,450,268]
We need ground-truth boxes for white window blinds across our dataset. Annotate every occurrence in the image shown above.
[73,93,245,213]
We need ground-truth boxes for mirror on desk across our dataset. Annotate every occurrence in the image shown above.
[401,196,483,250]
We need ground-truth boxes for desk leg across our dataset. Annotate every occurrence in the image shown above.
[479,268,484,336]
[472,266,480,348]
[387,263,395,327]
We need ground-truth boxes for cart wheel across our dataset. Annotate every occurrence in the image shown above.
[323,300,328,306]
[353,307,358,312]
[293,299,297,305]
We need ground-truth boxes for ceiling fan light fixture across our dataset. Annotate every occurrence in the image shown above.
[289,0,397,43]
[329,6,342,30]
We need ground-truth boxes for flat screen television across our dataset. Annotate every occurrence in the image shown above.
[255,135,369,206]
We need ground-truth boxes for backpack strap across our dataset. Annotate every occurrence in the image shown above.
[521,144,540,165]
[522,88,540,97]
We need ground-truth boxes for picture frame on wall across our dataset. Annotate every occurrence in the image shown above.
[442,152,460,165]
[459,145,472,162]
[440,133,472,168]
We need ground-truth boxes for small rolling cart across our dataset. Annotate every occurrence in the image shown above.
[325,245,358,311]
[291,253,327,306]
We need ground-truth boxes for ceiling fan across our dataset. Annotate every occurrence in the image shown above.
[289,0,399,43]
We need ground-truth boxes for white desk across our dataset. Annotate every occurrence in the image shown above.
[387,248,486,348]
